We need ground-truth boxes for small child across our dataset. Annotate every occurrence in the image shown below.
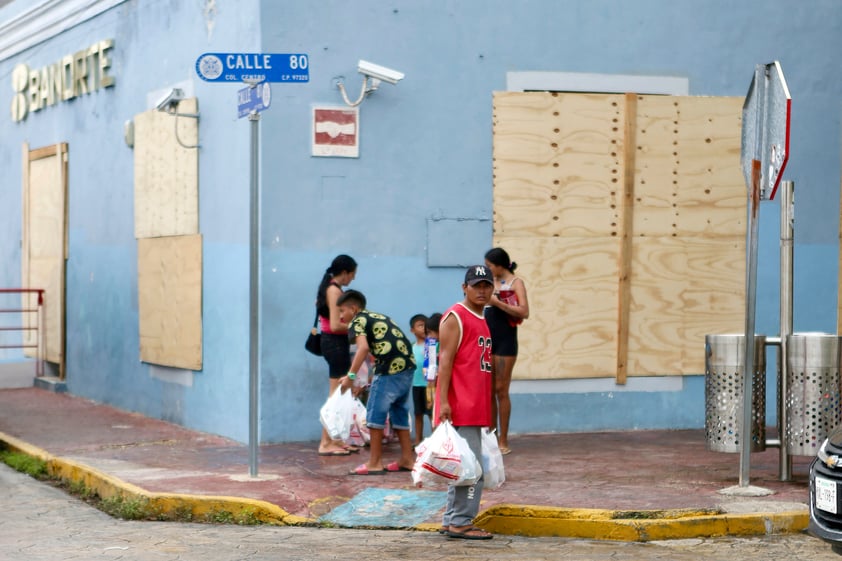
[423,313,442,422]
[409,314,429,446]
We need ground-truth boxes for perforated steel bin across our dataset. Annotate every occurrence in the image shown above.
[705,334,766,453]
[786,333,842,456]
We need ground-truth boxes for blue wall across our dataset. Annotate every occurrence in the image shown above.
[1,0,841,443]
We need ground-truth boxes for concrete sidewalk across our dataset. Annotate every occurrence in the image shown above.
[0,387,812,540]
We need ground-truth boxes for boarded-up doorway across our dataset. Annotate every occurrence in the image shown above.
[22,143,68,378]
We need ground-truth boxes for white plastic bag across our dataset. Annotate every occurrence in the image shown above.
[411,421,481,487]
[319,387,354,442]
[345,397,370,446]
[481,428,506,489]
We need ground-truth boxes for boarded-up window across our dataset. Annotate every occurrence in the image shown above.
[493,92,745,381]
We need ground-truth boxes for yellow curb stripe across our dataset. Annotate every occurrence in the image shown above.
[473,503,808,541]
[0,431,298,526]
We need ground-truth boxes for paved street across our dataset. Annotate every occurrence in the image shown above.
[0,464,837,561]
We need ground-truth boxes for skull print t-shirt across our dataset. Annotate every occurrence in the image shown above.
[349,310,416,376]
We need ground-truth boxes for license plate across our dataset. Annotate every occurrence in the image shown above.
[817,476,838,514]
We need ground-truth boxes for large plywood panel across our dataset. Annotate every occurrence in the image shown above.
[493,92,625,238]
[134,98,199,239]
[23,145,66,368]
[492,91,745,380]
[495,236,619,379]
[138,234,202,370]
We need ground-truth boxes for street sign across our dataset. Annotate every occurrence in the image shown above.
[195,53,309,83]
[741,61,791,201]
[237,83,271,118]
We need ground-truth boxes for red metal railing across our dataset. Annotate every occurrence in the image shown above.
[0,288,45,376]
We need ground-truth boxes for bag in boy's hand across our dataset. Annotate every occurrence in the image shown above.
[411,421,481,487]
[480,428,506,490]
[319,387,354,442]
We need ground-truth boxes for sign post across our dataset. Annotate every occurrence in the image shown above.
[197,53,308,478]
[737,61,791,489]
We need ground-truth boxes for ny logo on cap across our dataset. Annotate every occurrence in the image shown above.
[475,266,486,276]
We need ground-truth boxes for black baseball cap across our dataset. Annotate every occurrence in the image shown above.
[464,265,493,286]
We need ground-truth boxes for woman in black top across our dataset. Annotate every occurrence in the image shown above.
[315,254,357,456]
[484,248,529,455]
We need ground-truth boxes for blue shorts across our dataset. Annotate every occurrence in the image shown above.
[366,369,413,430]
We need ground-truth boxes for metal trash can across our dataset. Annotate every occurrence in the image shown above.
[786,333,842,456]
[705,334,766,453]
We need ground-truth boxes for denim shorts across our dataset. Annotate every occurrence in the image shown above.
[366,369,413,430]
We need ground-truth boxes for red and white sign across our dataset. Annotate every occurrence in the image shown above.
[312,106,359,158]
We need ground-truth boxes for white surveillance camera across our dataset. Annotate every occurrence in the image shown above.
[357,60,404,85]
[155,87,186,112]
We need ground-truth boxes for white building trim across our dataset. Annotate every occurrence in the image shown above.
[0,0,127,62]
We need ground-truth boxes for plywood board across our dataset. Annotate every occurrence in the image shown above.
[626,237,744,376]
[494,236,619,379]
[634,96,744,238]
[493,92,626,238]
[22,144,67,370]
[138,234,202,370]
[134,98,199,239]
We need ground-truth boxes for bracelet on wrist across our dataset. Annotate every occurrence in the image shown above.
[347,372,356,380]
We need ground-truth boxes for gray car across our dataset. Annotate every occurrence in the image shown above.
[810,424,842,554]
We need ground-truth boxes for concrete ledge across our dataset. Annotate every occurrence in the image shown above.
[32,376,67,393]
[0,430,809,540]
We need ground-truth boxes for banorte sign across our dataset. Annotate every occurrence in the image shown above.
[10,39,115,123]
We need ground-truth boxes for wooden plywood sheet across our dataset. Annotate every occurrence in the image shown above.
[138,234,202,370]
[494,236,619,379]
[23,145,66,367]
[134,98,199,239]
[626,237,744,376]
[493,92,626,238]
[634,96,744,238]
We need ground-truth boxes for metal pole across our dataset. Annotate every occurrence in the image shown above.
[248,110,260,477]
[740,165,762,487]
[778,180,794,481]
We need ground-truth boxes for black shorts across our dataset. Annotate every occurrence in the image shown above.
[321,333,350,378]
[485,307,518,356]
[412,386,431,417]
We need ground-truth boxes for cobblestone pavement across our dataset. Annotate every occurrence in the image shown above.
[0,464,837,561]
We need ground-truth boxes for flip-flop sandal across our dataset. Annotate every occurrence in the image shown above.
[446,526,493,540]
[348,463,386,476]
[385,461,412,472]
[498,446,512,455]
[438,526,448,535]
[318,449,351,456]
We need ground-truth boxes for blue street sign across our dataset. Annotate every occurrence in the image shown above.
[237,83,272,118]
[195,53,309,83]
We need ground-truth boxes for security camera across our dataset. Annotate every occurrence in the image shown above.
[155,87,185,112]
[357,60,404,85]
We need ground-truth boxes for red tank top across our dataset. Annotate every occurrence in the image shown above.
[436,302,492,427]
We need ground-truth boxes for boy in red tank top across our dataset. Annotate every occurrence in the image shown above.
[435,265,494,540]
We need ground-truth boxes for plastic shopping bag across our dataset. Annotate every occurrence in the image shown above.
[345,397,370,447]
[319,387,354,442]
[481,428,506,489]
[411,421,481,487]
